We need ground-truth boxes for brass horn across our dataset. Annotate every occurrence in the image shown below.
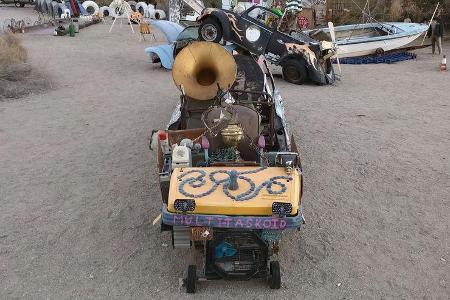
[172,41,237,101]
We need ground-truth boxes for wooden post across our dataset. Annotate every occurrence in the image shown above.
[421,2,440,46]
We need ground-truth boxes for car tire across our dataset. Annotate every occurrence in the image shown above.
[375,47,385,56]
[282,58,308,85]
[186,265,197,293]
[127,1,137,11]
[269,261,281,289]
[199,17,222,43]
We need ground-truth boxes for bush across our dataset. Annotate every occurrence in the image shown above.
[0,32,27,66]
[94,0,113,7]
[0,32,50,100]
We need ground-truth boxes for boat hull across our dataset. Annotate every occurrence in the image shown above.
[337,31,424,58]
[307,22,428,58]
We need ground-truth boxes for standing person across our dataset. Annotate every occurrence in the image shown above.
[428,17,444,55]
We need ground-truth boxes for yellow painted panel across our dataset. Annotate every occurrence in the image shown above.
[168,166,301,216]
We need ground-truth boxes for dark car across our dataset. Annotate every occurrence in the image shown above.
[197,6,335,85]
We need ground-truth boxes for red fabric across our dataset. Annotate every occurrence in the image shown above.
[69,0,78,17]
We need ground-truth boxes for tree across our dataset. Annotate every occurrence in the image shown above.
[404,0,448,23]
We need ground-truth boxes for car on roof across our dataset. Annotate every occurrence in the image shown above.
[197,5,336,85]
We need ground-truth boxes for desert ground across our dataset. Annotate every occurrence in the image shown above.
[0,7,449,299]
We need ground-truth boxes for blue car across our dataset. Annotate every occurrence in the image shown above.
[145,22,199,70]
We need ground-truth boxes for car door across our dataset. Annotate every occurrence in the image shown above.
[265,30,299,64]
[238,6,280,55]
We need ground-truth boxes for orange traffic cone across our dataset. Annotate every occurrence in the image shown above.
[440,55,447,71]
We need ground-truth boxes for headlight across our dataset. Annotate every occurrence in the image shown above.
[272,202,292,216]
[174,199,196,212]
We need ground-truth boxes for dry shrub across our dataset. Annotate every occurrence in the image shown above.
[93,0,112,7]
[390,0,403,21]
[0,32,51,100]
[0,32,28,66]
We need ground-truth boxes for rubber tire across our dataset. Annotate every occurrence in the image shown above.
[269,261,281,289]
[154,9,165,19]
[282,58,308,85]
[198,17,223,43]
[127,1,137,11]
[45,0,52,15]
[51,1,60,18]
[136,2,148,17]
[186,265,197,294]
[82,1,99,16]
[375,47,385,56]
[55,3,67,18]
[99,6,115,17]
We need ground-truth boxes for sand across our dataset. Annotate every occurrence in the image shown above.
[0,17,449,299]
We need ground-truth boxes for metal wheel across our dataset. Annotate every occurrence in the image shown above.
[198,17,222,43]
[201,24,218,41]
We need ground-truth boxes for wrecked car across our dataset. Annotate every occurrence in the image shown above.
[197,5,335,85]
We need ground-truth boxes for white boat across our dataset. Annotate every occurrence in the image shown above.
[306,22,428,58]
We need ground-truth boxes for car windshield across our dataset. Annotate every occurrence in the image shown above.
[246,7,280,30]
[177,26,199,41]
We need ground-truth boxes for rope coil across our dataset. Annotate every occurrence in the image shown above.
[177,168,292,201]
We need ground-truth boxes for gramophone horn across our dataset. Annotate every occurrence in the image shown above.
[172,41,237,101]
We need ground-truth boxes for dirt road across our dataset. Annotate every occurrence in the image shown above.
[0,22,449,299]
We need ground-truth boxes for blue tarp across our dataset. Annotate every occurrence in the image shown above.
[333,52,417,65]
